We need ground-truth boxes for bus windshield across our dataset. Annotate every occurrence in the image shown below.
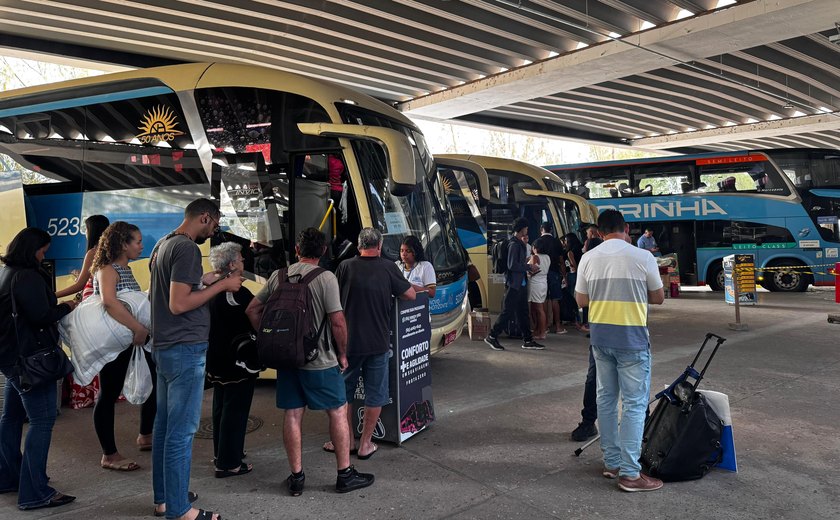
[338,106,467,283]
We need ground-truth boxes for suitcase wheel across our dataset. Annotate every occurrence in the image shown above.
[711,440,721,448]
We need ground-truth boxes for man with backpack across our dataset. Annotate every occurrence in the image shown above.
[484,217,543,351]
[334,227,415,461]
[245,228,374,496]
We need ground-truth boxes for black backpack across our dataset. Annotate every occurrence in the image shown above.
[256,267,327,369]
[491,236,511,274]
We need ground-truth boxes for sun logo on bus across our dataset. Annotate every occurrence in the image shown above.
[441,176,454,194]
[136,105,185,143]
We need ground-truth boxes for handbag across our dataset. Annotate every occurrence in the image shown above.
[10,273,74,393]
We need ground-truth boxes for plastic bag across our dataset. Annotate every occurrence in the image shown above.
[122,346,152,405]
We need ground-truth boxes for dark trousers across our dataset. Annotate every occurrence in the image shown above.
[491,285,532,342]
[94,347,157,455]
[581,346,597,424]
[211,378,255,471]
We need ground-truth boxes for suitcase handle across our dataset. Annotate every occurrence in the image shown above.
[687,333,726,390]
[657,332,726,402]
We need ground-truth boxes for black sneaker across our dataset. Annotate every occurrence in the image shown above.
[335,465,374,493]
[521,340,545,350]
[484,335,505,351]
[570,421,598,442]
[287,472,305,496]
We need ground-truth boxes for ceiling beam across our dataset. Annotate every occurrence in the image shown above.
[0,34,179,70]
[632,113,840,149]
[399,0,840,119]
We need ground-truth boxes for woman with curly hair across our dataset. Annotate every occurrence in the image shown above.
[90,221,156,471]
[396,235,436,298]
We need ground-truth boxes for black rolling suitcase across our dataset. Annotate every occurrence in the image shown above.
[640,333,727,482]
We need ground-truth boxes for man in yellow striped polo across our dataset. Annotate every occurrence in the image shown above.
[575,209,665,493]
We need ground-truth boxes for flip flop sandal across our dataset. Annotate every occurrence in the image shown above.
[322,441,357,455]
[153,491,198,517]
[101,459,140,471]
[357,443,378,460]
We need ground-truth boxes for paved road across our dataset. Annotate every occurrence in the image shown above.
[2,288,838,519]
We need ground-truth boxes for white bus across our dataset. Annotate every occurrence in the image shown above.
[0,62,469,352]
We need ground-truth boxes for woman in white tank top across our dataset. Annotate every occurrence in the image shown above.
[528,241,551,340]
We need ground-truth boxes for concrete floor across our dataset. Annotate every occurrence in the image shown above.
[2,287,839,519]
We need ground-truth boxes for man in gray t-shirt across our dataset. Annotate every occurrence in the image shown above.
[246,227,374,496]
[149,198,242,520]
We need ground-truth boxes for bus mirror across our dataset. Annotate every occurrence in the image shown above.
[297,123,415,196]
[434,157,491,204]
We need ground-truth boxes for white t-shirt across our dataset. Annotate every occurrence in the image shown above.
[396,260,437,289]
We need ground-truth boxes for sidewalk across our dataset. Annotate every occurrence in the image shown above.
[1,288,838,519]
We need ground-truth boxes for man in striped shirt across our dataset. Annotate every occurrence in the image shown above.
[575,209,665,493]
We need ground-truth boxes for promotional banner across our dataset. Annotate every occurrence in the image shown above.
[350,292,434,445]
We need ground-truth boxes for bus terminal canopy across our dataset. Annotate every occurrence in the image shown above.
[1,0,839,154]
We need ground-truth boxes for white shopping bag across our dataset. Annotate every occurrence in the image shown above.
[122,346,153,405]
[703,390,737,472]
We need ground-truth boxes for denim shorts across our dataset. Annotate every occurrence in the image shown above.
[275,366,347,411]
[343,351,391,407]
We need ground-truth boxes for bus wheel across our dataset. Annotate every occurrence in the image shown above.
[708,264,725,292]
[765,261,808,292]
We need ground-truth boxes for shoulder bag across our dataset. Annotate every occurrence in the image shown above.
[10,272,74,393]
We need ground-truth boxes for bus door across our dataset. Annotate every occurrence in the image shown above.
[522,189,596,240]
[435,157,490,307]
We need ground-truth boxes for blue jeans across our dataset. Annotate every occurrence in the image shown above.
[152,343,208,519]
[0,370,58,509]
[592,345,651,479]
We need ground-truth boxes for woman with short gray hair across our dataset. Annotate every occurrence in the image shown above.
[206,242,257,479]
[208,242,242,272]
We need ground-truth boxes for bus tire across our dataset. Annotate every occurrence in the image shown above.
[708,263,724,292]
[764,260,809,292]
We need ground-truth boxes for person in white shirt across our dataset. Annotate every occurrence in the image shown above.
[527,240,550,340]
[396,236,436,298]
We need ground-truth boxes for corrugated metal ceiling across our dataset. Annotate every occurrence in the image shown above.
[0,0,838,152]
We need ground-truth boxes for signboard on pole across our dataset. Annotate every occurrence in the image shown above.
[350,292,434,445]
[724,254,756,305]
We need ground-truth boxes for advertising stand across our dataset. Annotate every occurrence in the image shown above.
[724,253,755,331]
[724,254,756,305]
[350,292,434,445]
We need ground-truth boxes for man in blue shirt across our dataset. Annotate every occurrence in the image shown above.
[637,228,661,257]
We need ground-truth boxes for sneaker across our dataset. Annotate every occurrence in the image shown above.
[336,465,374,493]
[618,473,663,492]
[521,340,545,350]
[602,467,620,479]
[287,472,305,496]
[484,336,505,351]
[570,421,598,442]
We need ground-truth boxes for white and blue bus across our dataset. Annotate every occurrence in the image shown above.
[545,149,840,292]
[0,63,469,352]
